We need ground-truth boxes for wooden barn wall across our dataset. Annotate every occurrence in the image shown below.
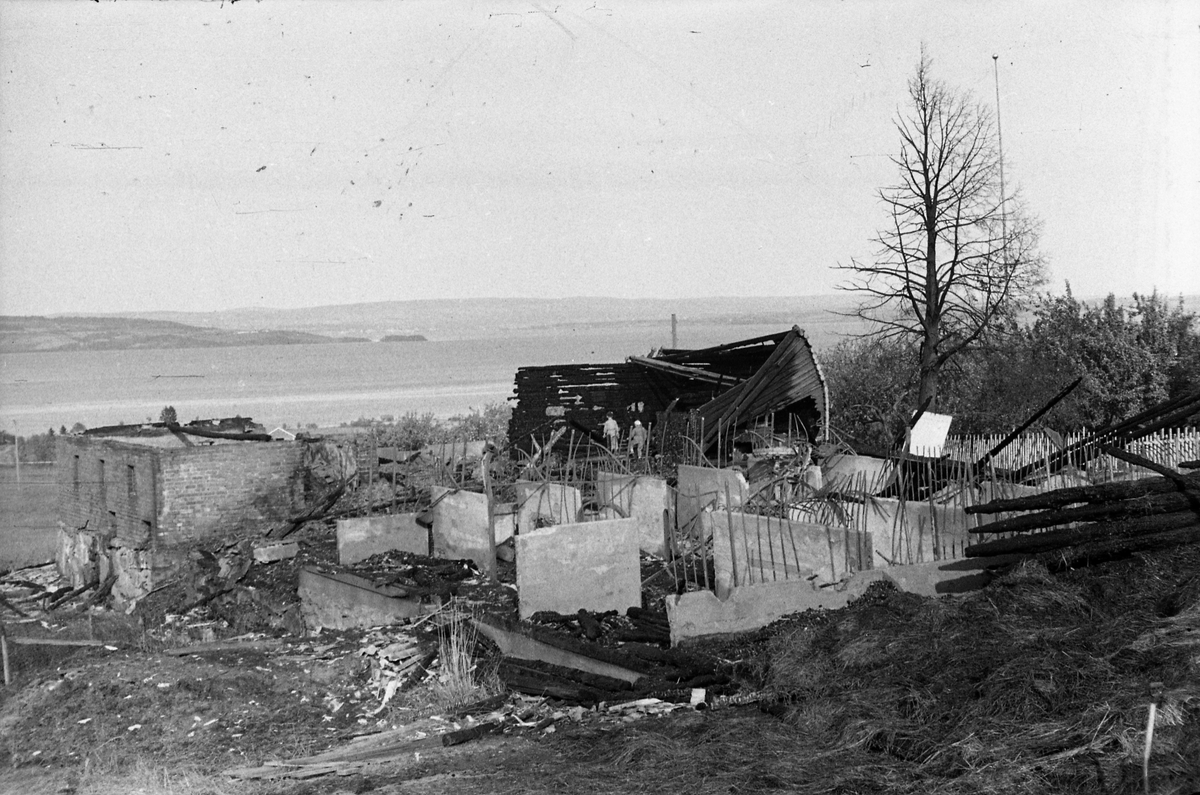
[507,362,719,456]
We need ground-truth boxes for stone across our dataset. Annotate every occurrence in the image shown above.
[515,518,641,620]
[253,540,300,564]
[336,513,428,565]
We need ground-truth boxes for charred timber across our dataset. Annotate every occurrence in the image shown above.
[1036,523,1200,572]
[964,510,1200,557]
[969,491,1197,535]
[966,471,1200,515]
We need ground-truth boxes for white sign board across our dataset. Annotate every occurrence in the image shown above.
[908,412,953,457]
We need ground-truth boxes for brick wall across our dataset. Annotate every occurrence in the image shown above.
[57,436,158,547]
[57,436,309,549]
[157,441,308,544]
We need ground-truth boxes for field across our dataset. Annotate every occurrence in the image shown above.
[0,464,59,571]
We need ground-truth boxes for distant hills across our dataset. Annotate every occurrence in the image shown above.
[70,295,870,349]
[0,315,367,353]
[6,293,1193,354]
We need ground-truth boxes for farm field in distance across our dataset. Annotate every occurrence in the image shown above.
[0,463,58,570]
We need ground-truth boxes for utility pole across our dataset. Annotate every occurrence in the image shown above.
[670,314,677,349]
[992,54,1008,244]
[11,421,19,486]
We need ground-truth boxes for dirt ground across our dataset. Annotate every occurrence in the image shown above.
[1,517,1198,795]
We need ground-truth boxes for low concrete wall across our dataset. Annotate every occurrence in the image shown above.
[705,511,870,598]
[515,481,582,533]
[430,487,494,577]
[297,567,423,630]
[337,513,429,565]
[515,518,641,619]
[666,554,1021,644]
[858,497,971,565]
[676,465,747,537]
[667,572,891,645]
[594,473,670,556]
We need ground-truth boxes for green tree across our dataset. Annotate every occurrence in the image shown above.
[838,50,1044,411]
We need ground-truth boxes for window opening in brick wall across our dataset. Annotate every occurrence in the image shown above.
[127,463,137,509]
[72,455,80,492]
[98,458,106,508]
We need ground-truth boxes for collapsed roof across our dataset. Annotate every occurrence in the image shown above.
[507,326,828,456]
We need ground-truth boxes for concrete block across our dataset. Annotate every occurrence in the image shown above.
[515,518,641,620]
[336,513,428,565]
[492,501,517,544]
[594,473,670,556]
[253,540,300,564]
[705,511,869,598]
[821,454,893,494]
[515,481,582,532]
[431,487,494,576]
[298,567,423,630]
[667,572,891,645]
[676,465,748,537]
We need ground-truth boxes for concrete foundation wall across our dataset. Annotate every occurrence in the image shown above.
[515,481,582,533]
[430,487,494,576]
[515,518,641,619]
[667,554,1021,644]
[337,513,429,565]
[298,567,424,630]
[858,497,970,565]
[676,465,747,537]
[594,473,670,556]
[705,511,870,598]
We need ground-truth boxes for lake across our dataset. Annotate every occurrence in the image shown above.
[0,321,800,433]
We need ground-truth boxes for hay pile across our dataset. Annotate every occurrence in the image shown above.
[512,545,1200,795]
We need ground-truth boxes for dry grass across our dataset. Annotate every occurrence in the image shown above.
[427,603,502,713]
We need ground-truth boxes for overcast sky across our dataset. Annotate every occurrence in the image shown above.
[1,0,1197,316]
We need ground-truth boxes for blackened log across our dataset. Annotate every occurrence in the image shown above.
[967,471,1200,515]
[441,722,500,747]
[1037,524,1200,571]
[1100,446,1200,503]
[972,377,1082,473]
[1010,390,1200,483]
[165,422,273,442]
[970,492,1196,535]
[500,657,633,694]
[612,627,671,645]
[965,511,1200,557]
[576,609,603,640]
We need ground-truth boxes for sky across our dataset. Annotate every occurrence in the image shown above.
[0,0,1197,315]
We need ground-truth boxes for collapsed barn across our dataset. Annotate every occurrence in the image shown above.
[507,326,829,462]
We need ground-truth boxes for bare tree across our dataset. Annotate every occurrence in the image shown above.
[839,51,1044,410]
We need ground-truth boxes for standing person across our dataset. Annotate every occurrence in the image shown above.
[628,419,647,458]
[602,412,620,451]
